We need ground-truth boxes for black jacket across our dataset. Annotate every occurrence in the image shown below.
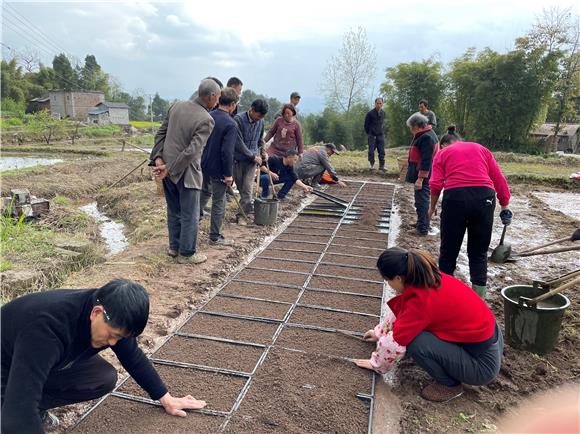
[201,108,236,179]
[1,289,167,434]
[364,109,385,136]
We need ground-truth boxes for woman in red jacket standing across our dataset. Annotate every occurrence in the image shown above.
[429,126,512,297]
[354,247,503,403]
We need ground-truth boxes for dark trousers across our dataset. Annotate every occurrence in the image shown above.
[439,188,495,286]
[367,134,385,167]
[163,175,200,257]
[1,355,117,413]
[200,175,227,241]
[414,179,431,234]
[406,326,503,387]
[260,174,296,199]
[233,160,257,216]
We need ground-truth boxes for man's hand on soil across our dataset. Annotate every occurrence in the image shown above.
[337,180,347,187]
[159,392,207,417]
[363,329,378,342]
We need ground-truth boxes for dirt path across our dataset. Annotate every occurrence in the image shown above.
[391,182,579,433]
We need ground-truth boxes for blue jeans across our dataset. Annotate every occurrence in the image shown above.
[260,173,296,199]
[406,324,503,387]
[414,179,430,234]
[163,175,200,257]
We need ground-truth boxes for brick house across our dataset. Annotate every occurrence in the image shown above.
[87,102,130,125]
[48,90,105,120]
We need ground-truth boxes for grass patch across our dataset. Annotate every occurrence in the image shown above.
[130,121,160,129]
[0,258,13,272]
[1,146,110,156]
[52,195,71,206]
[1,214,56,264]
[80,125,122,137]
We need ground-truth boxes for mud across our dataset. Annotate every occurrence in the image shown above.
[322,252,378,268]
[257,248,321,261]
[203,296,291,320]
[308,275,384,296]
[221,281,301,303]
[268,240,326,253]
[236,269,308,286]
[328,243,384,256]
[247,257,315,273]
[289,306,378,332]
[299,289,381,314]
[316,263,383,281]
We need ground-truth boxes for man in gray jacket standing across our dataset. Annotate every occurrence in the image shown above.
[294,143,346,188]
[149,79,220,264]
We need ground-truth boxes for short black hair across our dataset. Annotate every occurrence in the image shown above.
[375,97,383,103]
[93,279,150,337]
[419,99,429,108]
[226,77,243,87]
[219,87,240,106]
[205,76,223,88]
[251,99,269,115]
[281,103,296,116]
[285,149,298,157]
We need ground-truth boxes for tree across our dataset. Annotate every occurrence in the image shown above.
[52,53,78,89]
[381,59,445,147]
[78,55,109,93]
[151,93,170,120]
[238,89,283,126]
[321,27,376,114]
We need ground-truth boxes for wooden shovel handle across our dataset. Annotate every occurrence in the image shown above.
[518,245,580,257]
[519,235,573,254]
[528,276,580,305]
[264,158,277,199]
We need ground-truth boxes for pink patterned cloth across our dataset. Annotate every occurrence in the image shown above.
[370,311,406,374]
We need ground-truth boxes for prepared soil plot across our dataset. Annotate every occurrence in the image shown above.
[72,397,224,434]
[221,280,301,303]
[155,335,263,373]
[276,325,375,359]
[227,349,372,434]
[283,228,335,237]
[322,252,378,268]
[308,275,384,296]
[203,295,291,320]
[269,240,325,253]
[276,233,332,243]
[118,364,246,413]
[286,221,338,232]
[247,257,315,273]
[328,242,384,257]
[257,248,320,262]
[289,306,378,332]
[335,229,389,241]
[236,268,308,287]
[180,313,278,345]
[299,289,381,315]
[317,263,382,282]
[333,236,388,250]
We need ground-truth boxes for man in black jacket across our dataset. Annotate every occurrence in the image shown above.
[364,97,386,171]
[1,279,206,433]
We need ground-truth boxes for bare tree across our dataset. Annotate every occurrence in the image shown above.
[321,27,376,114]
[18,48,41,72]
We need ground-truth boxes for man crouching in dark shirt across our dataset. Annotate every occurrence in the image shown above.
[1,279,206,433]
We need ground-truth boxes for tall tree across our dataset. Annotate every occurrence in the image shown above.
[321,27,377,114]
[52,53,78,89]
[151,92,169,120]
[78,55,109,93]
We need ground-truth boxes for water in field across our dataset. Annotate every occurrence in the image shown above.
[0,156,63,171]
[80,202,128,255]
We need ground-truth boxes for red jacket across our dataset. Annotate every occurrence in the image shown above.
[430,141,511,206]
[387,273,496,347]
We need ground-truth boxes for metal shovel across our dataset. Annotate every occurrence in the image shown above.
[490,224,511,263]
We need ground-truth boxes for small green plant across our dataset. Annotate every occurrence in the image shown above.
[0,257,13,272]
[52,195,71,206]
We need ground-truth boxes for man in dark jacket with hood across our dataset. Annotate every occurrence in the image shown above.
[1,279,206,433]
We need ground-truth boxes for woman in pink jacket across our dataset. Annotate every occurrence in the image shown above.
[265,104,304,157]
[428,126,512,297]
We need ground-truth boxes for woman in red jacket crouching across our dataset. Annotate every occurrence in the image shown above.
[354,247,503,403]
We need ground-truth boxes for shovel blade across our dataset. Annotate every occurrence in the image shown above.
[490,243,512,263]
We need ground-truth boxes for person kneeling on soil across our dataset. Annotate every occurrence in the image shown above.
[260,150,312,200]
[354,247,503,403]
[294,143,347,188]
[1,279,206,433]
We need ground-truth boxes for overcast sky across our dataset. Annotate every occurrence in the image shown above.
[2,0,578,113]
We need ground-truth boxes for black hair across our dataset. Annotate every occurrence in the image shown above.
[285,149,298,157]
[219,87,240,106]
[93,279,150,336]
[251,99,269,115]
[440,125,461,147]
[375,97,383,103]
[226,76,243,87]
[376,247,441,289]
[281,103,296,116]
[419,99,429,108]
[204,76,223,88]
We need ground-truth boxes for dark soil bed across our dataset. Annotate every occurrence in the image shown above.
[203,295,291,320]
[316,263,383,281]
[332,237,388,250]
[335,229,389,241]
[118,364,247,413]
[72,397,224,434]
[275,326,375,359]
[299,289,381,315]
[222,281,301,303]
[289,306,378,332]
[180,313,278,345]
[227,349,372,434]
[155,335,263,373]
[328,243,384,257]
[283,228,335,236]
[236,269,308,286]
[308,275,384,296]
[257,248,320,262]
[276,233,332,243]
[268,240,325,253]
[322,252,378,268]
[248,257,314,273]
[286,221,338,232]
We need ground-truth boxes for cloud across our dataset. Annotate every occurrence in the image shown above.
[166,14,188,27]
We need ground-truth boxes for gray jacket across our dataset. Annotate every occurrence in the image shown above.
[294,146,339,181]
[150,97,214,189]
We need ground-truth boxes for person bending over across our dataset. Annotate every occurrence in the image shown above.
[354,247,503,403]
[1,279,206,433]
[294,143,347,188]
[260,150,312,200]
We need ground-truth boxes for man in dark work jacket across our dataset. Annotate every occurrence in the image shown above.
[1,279,206,433]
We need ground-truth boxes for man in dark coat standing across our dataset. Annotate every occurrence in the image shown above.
[364,97,386,171]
